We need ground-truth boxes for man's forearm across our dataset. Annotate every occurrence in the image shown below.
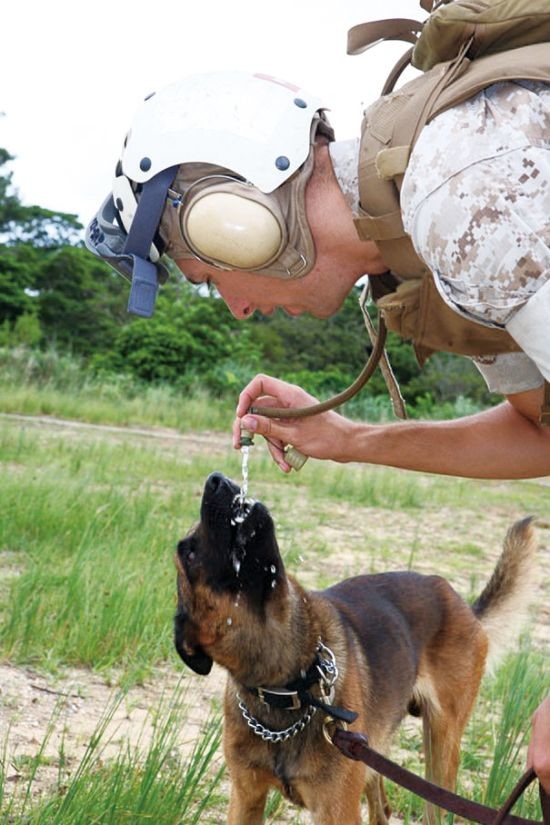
[346,402,550,479]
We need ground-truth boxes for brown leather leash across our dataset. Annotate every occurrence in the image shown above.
[332,729,549,825]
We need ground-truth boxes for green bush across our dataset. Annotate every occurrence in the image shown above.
[94,284,263,386]
[279,367,356,397]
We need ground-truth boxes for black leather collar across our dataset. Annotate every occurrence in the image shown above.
[245,643,358,725]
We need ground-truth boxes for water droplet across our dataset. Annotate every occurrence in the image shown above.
[270,565,276,574]
[227,617,233,626]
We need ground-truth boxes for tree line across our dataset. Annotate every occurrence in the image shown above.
[0,146,495,413]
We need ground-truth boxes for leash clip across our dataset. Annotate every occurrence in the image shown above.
[316,640,339,691]
[323,716,348,747]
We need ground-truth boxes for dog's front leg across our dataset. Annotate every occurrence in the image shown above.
[298,761,366,825]
[227,771,270,825]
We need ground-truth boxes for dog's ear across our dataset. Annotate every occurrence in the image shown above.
[174,611,213,675]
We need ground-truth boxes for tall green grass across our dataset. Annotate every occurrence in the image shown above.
[0,345,234,431]
[0,345,488,430]
[1,650,545,824]
[0,418,546,681]
[0,686,225,824]
[483,646,548,813]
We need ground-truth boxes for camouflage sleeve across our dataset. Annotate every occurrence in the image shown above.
[401,81,550,395]
[471,353,544,396]
[407,145,550,327]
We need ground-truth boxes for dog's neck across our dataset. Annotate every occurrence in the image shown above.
[230,576,322,689]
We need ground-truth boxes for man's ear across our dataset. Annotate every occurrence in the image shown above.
[174,610,213,675]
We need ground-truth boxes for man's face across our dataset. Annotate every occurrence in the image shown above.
[174,142,385,318]
[177,257,350,320]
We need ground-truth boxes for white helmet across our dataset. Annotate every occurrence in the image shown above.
[85,71,333,317]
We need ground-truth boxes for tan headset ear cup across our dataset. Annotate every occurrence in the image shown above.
[183,190,284,269]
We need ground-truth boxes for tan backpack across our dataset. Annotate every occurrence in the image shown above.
[347,1,550,383]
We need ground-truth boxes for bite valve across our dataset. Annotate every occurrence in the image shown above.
[239,427,255,448]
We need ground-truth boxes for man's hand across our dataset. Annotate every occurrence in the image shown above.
[527,696,550,794]
[233,373,358,472]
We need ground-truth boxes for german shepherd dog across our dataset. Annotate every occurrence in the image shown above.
[174,472,536,825]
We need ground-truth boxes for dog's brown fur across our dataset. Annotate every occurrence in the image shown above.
[174,473,536,825]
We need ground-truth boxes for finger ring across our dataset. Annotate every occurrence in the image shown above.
[283,445,308,471]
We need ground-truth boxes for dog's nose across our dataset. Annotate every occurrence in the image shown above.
[205,472,227,494]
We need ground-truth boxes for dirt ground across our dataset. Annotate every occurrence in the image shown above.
[0,659,226,792]
[1,414,548,822]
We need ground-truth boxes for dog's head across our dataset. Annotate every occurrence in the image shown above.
[174,472,287,676]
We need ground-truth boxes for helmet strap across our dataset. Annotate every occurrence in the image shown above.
[124,165,178,317]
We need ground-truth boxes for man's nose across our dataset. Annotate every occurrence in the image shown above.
[222,294,254,319]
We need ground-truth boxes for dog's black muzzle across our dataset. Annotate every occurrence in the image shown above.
[200,472,274,556]
[189,472,282,607]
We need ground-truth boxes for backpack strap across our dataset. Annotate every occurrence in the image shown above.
[375,37,473,183]
[359,282,408,419]
[347,18,422,55]
[353,39,472,263]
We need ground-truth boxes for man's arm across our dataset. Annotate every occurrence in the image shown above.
[527,697,550,794]
[234,376,550,479]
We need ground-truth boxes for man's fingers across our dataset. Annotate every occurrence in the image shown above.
[233,395,279,448]
[265,439,292,473]
[237,375,288,417]
[232,406,293,471]
[250,394,285,410]
[240,413,274,438]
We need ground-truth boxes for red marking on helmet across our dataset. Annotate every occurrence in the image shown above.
[253,73,300,93]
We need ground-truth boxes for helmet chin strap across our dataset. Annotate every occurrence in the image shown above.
[124,165,179,317]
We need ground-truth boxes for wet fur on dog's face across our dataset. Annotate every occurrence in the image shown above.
[174,472,287,676]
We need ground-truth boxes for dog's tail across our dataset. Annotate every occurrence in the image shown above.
[472,517,537,671]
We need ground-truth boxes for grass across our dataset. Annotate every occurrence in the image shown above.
[387,644,548,822]
[0,377,548,822]
[0,345,235,432]
[1,650,545,823]
[0,418,547,680]
[0,383,235,433]
[0,685,225,824]
[0,345,489,432]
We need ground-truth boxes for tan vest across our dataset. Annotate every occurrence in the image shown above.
[352,42,550,365]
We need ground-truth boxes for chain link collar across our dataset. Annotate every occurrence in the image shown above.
[236,640,343,743]
[237,695,317,743]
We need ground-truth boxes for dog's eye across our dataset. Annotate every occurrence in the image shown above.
[177,538,197,568]
[184,539,197,565]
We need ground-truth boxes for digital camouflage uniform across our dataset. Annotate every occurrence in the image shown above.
[400,80,550,394]
[330,81,550,397]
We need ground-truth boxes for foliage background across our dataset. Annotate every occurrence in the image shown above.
[0,145,498,418]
